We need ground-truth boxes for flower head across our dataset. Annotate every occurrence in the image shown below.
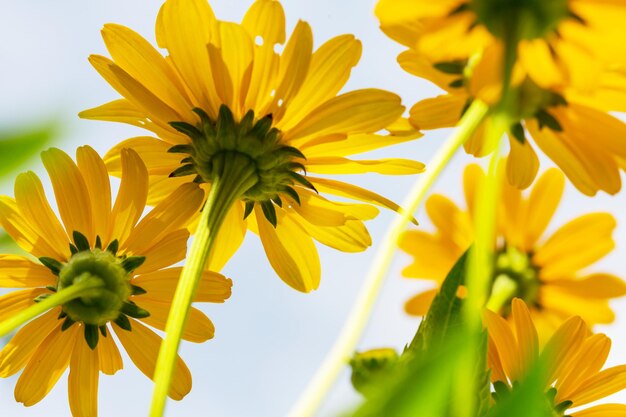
[486,298,626,416]
[399,164,626,336]
[80,0,425,292]
[0,146,232,415]
[377,3,626,196]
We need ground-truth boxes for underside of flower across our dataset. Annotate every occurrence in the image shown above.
[492,382,573,416]
[467,0,574,41]
[489,246,540,316]
[168,104,316,226]
[38,231,149,349]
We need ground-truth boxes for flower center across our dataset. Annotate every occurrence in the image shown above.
[467,0,573,41]
[487,246,540,316]
[168,105,315,227]
[38,231,149,349]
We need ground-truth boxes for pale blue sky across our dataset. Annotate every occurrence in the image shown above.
[1,1,626,416]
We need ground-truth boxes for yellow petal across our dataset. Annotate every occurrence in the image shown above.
[88,55,182,125]
[146,175,192,206]
[98,329,123,375]
[404,288,438,316]
[285,89,404,142]
[207,202,247,271]
[0,288,47,322]
[156,0,220,115]
[256,208,321,292]
[132,268,232,303]
[541,316,587,385]
[101,23,192,115]
[522,168,564,250]
[280,34,362,129]
[244,44,280,114]
[375,0,456,23]
[511,298,539,378]
[0,197,57,257]
[217,22,254,116]
[304,157,425,175]
[69,336,99,417]
[272,20,313,114]
[135,229,190,274]
[14,172,69,260]
[541,286,615,325]
[0,255,55,288]
[399,231,461,281]
[409,94,467,130]
[15,324,78,406]
[425,194,473,250]
[135,298,215,343]
[113,320,191,400]
[122,183,203,254]
[484,308,520,380]
[463,164,484,219]
[546,274,626,299]
[0,309,59,378]
[109,148,149,245]
[534,213,616,278]
[292,215,371,253]
[301,132,419,158]
[506,134,539,190]
[488,335,508,383]
[518,39,564,88]
[568,365,626,407]
[289,191,350,227]
[41,148,94,243]
[241,0,286,45]
[572,404,626,417]
[398,50,459,93]
[76,145,112,244]
[105,136,181,176]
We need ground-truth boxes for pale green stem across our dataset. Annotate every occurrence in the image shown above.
[287,100,489,417]
[0,279,104,337]
[485,274,518,312]
[150,153,258,417]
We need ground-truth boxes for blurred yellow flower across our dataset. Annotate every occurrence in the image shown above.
[0,146,231,416]
[377,4,626,196]
[486,298,626,416]
[80,0,425,292]
[399,164,626,336]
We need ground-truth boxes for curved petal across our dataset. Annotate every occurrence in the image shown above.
[132,268,232,303]
[69,336,99,417]
[0,197,58,257]
[506,134,539,190]
[14,324,78,406]
[404,288,438,316]
[98,330,123,375]
[572,404,626,417]
[484,308,520,380]
[41,148,93,244]
[546,274,626,299]
[409,94,467,130]
[292,215,371,253]
[568,365,626,407]
[207,202,247,271]
[399,230,461,281]
[241,0,286,45]
[511,299,539,377]
[0,255,55,288]
[301,132,419,158]
[0,288,48,322]
[304,157,425,175]
[105,136,181,176]
[256,208,320,292]
[113,320,191,400]
[134,229,190,275]
[136,298,215,343]
[77,146,112,243]
[425,194,473,250]
[523,168,564,250]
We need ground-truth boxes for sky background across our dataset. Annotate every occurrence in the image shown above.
[1,1,626,416]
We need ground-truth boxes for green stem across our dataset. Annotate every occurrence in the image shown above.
[0,279,104,337]
[286,100,489,417]
[150,152,258,417]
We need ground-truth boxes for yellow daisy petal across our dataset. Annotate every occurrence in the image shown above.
[207,202,247,271]
[105,137,181,176]
[572,404,626,417]
[134,229,190,275]
[404,288,438,316]
[293,215,371,253]
[0,288,47,322]
[568,365,626,407]
[506,135,540,190]
[511,299,539,378]
[304,157,424,175]
[68,336,99,417]
[0,255,55,288]
[301,132,419,158]
[241,0,286,46]
[98,330,123,375]
[399,230,460,281]
[132,268,232,304]
[484,308,520,380]
[135,298,215,343]
[409,94,468,130]
[546,274,626,299]
[522,168,564,250]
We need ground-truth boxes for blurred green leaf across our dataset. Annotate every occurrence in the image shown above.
[0,124,56,179]
[350,348,399,397]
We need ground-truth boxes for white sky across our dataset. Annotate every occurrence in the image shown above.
[1,1,626,416]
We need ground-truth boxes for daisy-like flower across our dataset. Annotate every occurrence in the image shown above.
[79,0,425,292]
[486,298,626,416]
[0,146,232,415]
[376,6,626,196]
[399,164,626,337]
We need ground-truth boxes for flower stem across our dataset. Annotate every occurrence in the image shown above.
[0,279,104,337]
[150,152,258,417]
[287,100,489,417]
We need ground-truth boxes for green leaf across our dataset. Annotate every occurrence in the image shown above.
[0,124,56,178]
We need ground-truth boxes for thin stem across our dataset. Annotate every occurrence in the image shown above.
[287,100,489,417]
[0,279,103,337]
[150,153,258,417]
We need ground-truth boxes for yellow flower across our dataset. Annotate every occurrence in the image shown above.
[375,0,626,90]
[486,298,626,416]
[376,3,626,196]
[0,146,232,416]
[399,164,626,337]
[80,0,425,292]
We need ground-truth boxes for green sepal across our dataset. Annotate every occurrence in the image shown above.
[535,109,563,132]
[168,144,195,155]
[106,239,119,255]
[169,121,204,141]
[34,294,51,303]
[114,314,132,331]
[39,257,63,275]
[131,284,147,296]
[69,243,79,256]
[169,163,197,178]
[121,256,146,273]
[250,114,273,138]
[261,200,278,227]
[84,324,99,350]
[58,310,67,320]
[279,145,307,160]
[192,107,212,126]
[45,285,57,293]
[554,400,573,414]
[510,122,525,144]
[448,78,464,89]
[243,201,255,220]
[95,235,102,249]
[193,175,204,184]
[288,172,317,193]
[61,317,76,331]
[121,301,150,319]
[99,325,108,337]
[72,230,91,252]
[180,156,193,164]
[281,186,301,205]
[433,61,465,74]
[272,195,283,208]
